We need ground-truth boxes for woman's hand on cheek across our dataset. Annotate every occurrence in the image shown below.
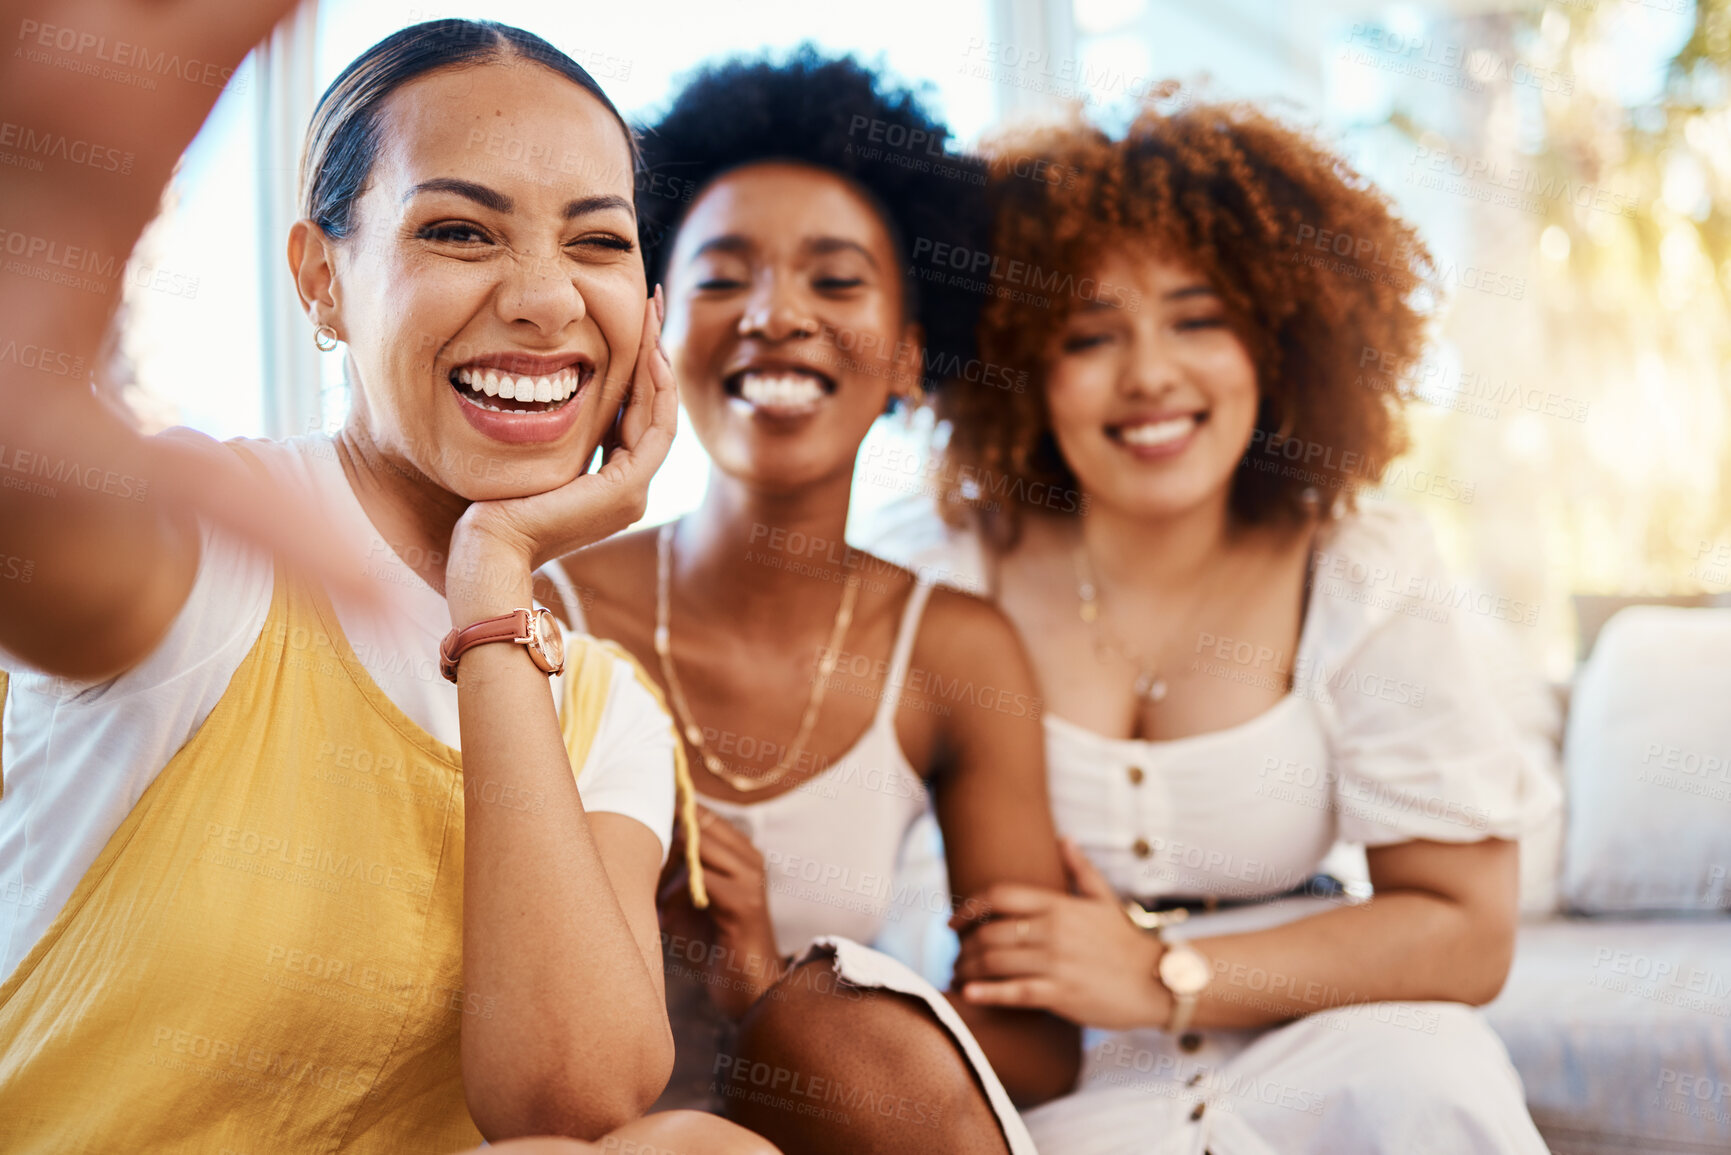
[447,288,675,616]
[951,839,1171,1032]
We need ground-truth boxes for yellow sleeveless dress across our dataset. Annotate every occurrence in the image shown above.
[0,559,678,1153]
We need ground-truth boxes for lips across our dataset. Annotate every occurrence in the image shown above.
[723,364,836,419]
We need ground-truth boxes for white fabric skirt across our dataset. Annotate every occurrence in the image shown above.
[809,897,1549,1155]
[1020,1002,1548,1155]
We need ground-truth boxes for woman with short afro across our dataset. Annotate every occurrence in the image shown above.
[549,48,1079,1155]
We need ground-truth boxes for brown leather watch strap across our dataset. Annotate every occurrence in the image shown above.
[439,610,532,683]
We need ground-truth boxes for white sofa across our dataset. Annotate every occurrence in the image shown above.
[1482,602,1731,1155]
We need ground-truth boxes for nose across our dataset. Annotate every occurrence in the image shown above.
[496,247,588,336]
[738,272,817,342]
[1120,326,1181,400]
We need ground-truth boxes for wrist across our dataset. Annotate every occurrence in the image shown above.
[1137,934,1175,1029]
[445,528,535,626]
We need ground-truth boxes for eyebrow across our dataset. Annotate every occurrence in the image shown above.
[689,234,752,262]
[403,182,634,221]
[404,178,511,212]
[562,193,635,221]
[1072,283,1217,316]
[806,236,879,269]
[686,234,879,268]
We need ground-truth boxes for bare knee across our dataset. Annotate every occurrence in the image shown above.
[600,1110,781,1155]
[725,958,1005,1155]
[735,959,971,1095]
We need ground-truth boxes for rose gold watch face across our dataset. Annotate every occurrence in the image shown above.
[534,608,565,670]
[1160,945,1212,994]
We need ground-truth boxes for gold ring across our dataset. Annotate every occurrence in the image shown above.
[1016,918,1030,944]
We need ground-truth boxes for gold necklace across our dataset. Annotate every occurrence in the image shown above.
[1072,542,1232,704]
[653,521,860,794]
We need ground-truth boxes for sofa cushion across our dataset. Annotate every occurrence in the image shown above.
[1560,606,1731,913]
[1486,916,1731,1154]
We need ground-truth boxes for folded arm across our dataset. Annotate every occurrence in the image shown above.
[955,835,1520,1032]
[921,590,1082,1106]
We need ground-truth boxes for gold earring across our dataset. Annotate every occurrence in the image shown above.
[313,323,340,352]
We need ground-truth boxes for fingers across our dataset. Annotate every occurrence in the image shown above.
[691,806,759,857]
[613,289,660,451]
[614,284,676,456]
[634,301,681,465]
[690,807,764,880]
[953,943,1050,984]
[948,883,1058,929]
[960,977,1062,1011]
[1062,837,1117,901]
[657,859,692,906]
[694,839,755,883]
[963,912,1055,951]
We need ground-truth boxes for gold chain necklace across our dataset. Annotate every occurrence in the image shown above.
[653,521,860,794]
[1072,542,1233,705]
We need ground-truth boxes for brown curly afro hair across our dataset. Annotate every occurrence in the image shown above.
[937,90,1435,541]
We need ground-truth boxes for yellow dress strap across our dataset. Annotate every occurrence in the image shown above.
[560,636,706,908]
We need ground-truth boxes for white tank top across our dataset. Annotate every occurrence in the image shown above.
[551,563,939,1113]
[548,563,937,952]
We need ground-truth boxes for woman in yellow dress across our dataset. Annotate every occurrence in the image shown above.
[0,6,769,1154]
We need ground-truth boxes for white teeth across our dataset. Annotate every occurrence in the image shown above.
[454,365,583,408]
[1120,416,1195,447]
[739,372,825,411]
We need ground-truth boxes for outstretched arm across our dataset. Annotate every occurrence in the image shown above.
[0,0,365,679]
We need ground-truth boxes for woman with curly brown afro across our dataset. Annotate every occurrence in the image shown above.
[861,93,1558,1153]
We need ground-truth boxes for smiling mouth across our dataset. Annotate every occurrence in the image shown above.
[723,367,836,417]
[1108,413,1206,449]
[449,365,589,414]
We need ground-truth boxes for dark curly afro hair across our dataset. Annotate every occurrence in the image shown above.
[633,45,989,389]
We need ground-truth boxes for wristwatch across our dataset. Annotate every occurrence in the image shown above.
[1157,935,1212,1043]
[439,608,565,683]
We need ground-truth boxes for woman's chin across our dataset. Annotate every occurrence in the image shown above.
[1089,478,1229,525]
[434,456,591,506]
[712,444,849,495]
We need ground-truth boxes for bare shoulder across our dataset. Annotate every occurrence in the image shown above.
[560,525,658,588]
[913,584,1035,681]
[546,527,659,635]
